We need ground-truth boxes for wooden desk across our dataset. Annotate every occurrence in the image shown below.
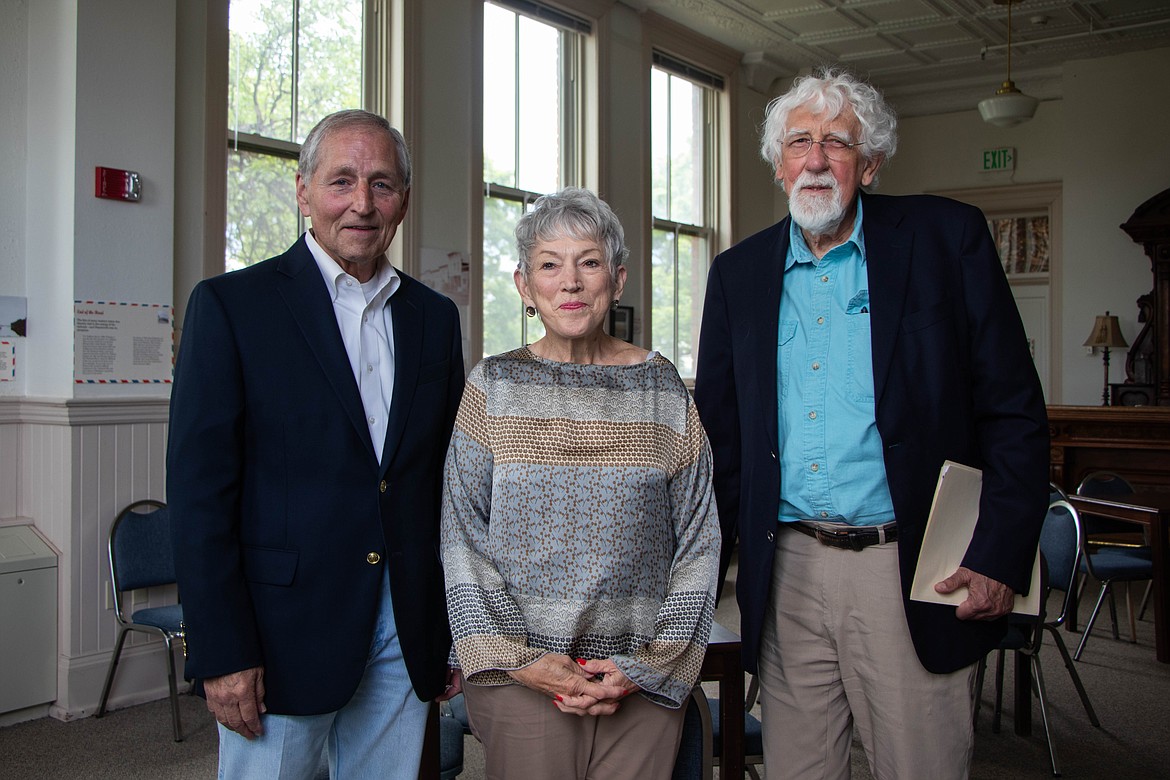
[703,622,745,779]
[1068,492,1170,663]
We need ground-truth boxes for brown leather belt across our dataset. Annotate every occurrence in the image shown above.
[787,521,898,551]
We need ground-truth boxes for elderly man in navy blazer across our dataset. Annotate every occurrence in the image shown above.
[694,69,1048,780]
[168,110,464,779]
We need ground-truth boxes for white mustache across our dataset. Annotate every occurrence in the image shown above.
[793,172,838,193]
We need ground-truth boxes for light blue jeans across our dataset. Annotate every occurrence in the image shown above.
[217,567,430,779]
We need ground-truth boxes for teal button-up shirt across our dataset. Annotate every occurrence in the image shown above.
[776,200,896,526]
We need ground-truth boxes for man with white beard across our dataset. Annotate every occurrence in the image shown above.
[694,68,1048,780]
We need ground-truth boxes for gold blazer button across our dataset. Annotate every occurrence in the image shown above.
[379,480,388,493]
[367,552,382,565]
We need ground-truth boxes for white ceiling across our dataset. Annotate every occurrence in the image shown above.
[630,0,1170,116]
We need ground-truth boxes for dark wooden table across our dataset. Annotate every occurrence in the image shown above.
[703,622,745,778]
[1068,491,1170,663]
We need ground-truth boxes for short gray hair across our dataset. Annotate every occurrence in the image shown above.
[299,109,411,190]
[760,67,897,172]
[514,187,629,280]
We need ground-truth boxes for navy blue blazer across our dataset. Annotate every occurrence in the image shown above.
[168,236,465,714]
[694,192,1049,675]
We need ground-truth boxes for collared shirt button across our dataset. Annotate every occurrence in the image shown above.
[379,480,388,493]
[820,511,829,518]
[366,364,374,373]
[345,279,354,287]
[809,410,817,420]
[821,275,829,283]
[810,463,819,472]
[366,552,381,565]
[368,415,376,425]
[812,362,820,371]
[817,316,825,325]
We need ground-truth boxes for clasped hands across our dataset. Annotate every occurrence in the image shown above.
[508,653,639,716]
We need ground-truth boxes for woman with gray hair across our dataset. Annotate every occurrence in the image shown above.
[441,187,720,779]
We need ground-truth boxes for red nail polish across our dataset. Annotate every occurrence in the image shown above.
[576,658,586,665]
[555,695,564,702]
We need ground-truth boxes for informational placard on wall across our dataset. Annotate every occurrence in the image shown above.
[0,295,26,337]
[74,301,173,384]
[0,341,13,381]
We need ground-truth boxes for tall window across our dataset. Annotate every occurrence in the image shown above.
[482,1,587,357]
[227,0,365,270]
[650,57,719,377]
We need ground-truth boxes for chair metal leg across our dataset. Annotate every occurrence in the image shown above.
[1107,587,1120,640]
[992,648,1006,734]
[1029,654,1060,776]
[1138,581,1152,621]
[1044,626,1100,727]
[1125,583,1138,642]
[1075,582,1113,661]
[163,635,184,742]
[972,656,986,728]
[96,627,130,718]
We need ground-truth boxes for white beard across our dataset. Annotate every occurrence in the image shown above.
[786,172,848,237]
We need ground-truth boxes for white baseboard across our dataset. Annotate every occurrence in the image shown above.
[50,641,190,722]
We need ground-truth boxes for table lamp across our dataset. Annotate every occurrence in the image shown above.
[1083,311,1128,406]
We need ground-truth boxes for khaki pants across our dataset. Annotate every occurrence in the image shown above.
[462,679,686,780]
[759,525,976,780]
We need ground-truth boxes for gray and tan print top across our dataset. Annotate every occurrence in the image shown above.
[441,346,720,708]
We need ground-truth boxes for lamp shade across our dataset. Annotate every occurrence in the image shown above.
[978,89,1039,128]
[1083,311,1128,349]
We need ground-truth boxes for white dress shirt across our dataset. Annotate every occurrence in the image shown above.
[305,231,399,464]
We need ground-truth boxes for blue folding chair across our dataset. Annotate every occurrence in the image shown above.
[977,498,1099,776]
[95,500,186,741]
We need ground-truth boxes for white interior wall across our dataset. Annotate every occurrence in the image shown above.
[0,0,28,398]
[731,86,776,242]
[71,0,175,401]
[601,4,649,338]
[24,0,77,398]
[1060,48,1170,405]
[876,46,1170,405]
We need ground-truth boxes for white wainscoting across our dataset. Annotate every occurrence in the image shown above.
[0,397,183,720]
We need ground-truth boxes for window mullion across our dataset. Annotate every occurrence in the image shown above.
[291,0,301,143]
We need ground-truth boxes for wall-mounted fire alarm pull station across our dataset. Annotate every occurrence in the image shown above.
[95,167,142,202]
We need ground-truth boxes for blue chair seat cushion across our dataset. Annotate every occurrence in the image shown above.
[707,698,764,758]
[998,622,1031,651]
[1083,548,1153,580]
[129,603,184,632]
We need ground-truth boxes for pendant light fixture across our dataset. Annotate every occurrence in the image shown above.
[978,0,1039,128]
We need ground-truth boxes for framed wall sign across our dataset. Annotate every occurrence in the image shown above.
[610,305,633,343]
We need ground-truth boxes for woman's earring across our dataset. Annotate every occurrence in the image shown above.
[611,299,620,311]
[525,305,536,318]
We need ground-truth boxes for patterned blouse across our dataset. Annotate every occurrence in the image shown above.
[441,346,720,708]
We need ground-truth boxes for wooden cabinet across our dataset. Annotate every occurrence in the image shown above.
[1120,188,1170,406]
[1049,405,1170,493]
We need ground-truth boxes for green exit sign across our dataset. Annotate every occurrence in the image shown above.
[981,147,1016,172]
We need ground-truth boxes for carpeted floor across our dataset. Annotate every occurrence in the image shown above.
[2,572,1168,779]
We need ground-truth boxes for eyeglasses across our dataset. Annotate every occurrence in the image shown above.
[782,136,865,161]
